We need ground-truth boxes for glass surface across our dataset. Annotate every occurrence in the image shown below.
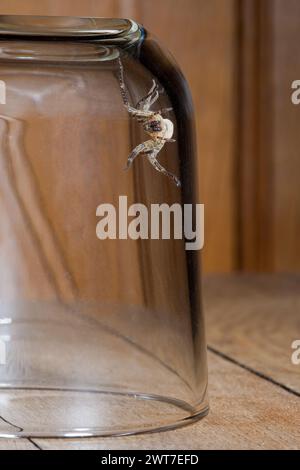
[0,15,208,437]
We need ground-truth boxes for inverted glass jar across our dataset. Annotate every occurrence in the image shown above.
[0,15,208,438]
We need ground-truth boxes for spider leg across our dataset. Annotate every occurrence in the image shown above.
[139,79,157,103]
[125,104,155,119]
[136,80,160,111]
[118,57,131,107]
[124,142,147,170]
[158,107,173,114]
[148,90,160,108]
[118,57,162,115]
[147,154,181,187]
[118,60,156,117]
[136,80,157,107]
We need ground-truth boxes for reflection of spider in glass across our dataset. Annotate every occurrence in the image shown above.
[118,58,181,187]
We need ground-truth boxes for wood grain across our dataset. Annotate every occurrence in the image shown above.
[204,274,300,393]
[31,350,300,450]
[238,0,268,270]
[0,274,295,450]
[0,439,37,450]
[271,0,300,270]
[238,0,300,271]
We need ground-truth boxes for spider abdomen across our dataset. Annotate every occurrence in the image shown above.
[143,114,174,140]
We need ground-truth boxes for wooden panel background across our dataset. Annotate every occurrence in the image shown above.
[239,0,300,271]
[0,0,298,273]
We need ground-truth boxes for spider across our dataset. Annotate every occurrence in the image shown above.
[118,58,181,187]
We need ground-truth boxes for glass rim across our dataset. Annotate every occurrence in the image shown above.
[0,15,142,44]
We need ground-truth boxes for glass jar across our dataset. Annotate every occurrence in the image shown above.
[0,15,208,438]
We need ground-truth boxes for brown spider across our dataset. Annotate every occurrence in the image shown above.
[118,58,181,187]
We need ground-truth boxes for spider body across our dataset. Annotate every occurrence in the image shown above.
[118,58,181,187]
[143,114,174,141]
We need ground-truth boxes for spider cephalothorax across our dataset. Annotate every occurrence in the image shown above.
[118,58,181,187]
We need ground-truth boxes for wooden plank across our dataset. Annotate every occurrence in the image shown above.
[0,439,37,450]
[238,0,265,270]
[0,274,298,449]
[32,351,300,450]
[239,0,300,271]
[204,274,300,393]
[238,0,276,270]
[271,0,300,270]
[0,0,120,16]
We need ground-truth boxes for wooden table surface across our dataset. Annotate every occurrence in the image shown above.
[1,274,300,450]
